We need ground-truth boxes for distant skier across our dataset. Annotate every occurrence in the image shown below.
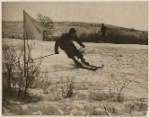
[54,28,89,66]
[101,23,110,42]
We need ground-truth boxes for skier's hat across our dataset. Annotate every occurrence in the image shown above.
[69,28,76,33]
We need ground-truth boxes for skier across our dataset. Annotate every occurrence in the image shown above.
[54,28,89,67]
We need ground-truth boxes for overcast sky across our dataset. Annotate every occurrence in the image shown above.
[2,1,148,30]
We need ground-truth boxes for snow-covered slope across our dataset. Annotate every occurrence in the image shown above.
[2,39,148,116]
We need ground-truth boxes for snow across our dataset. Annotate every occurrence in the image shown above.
[2,39,148,116]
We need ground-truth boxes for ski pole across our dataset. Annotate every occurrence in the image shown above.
[29,53,55,63]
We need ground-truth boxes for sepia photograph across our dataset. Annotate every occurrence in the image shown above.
[1,0,148,116]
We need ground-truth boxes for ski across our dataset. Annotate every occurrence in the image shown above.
[76,64,98,71]
[87,64,104,69]
[76,63,104,71]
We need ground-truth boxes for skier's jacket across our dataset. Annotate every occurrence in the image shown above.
[55,33,85,58]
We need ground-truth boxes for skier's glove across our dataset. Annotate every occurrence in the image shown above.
[55,51,59,54]
[82,45,85,48]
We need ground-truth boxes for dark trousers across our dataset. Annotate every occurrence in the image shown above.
[60,43,83,59]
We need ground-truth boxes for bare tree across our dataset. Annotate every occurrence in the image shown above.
[37,13,54,41]
[2,42,43,98]
[37,13,54,29]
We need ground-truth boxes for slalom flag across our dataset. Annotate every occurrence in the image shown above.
[23,11,47,40]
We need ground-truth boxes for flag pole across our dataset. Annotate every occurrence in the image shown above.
[23,10,26,77]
